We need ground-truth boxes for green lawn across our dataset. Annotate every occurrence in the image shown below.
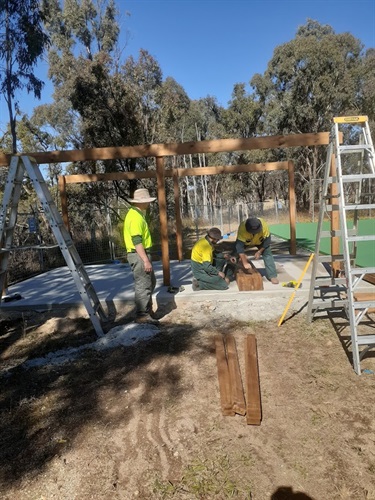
[269,219,375,268]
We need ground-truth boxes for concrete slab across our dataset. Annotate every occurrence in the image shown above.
[1,254,373,321]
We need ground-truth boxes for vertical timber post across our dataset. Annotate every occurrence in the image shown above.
[173,169,183,261]
[58,175,70,233]
[330,154,341,277]
[288,161,296,255]
[155,156,170,286]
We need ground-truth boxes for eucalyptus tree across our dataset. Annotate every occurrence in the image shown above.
[0,0,49,153]
[222,83,275,209]
[360,48,375,128]
[38,0,126,221]
[177,96,229,220]
[250,19,365,212]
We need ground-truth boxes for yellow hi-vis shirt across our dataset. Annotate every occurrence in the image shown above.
[237,218,270,247]
[191,237,214,264]
[123,207,153,252]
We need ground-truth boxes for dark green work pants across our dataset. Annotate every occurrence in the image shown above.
[127,252,156,315]
[191,252,235,290]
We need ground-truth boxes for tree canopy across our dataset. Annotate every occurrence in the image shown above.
[1,10,374,215]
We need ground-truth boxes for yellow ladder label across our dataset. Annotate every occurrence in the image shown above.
[333,115,368,124]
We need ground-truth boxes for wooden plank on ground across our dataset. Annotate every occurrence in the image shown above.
[245,334,262,425]
[214,335,235,416]
[225,334,246,416]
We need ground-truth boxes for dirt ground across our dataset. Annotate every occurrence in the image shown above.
[1,298,375,500]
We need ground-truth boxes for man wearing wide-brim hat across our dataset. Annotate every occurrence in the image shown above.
[123,188,159,325]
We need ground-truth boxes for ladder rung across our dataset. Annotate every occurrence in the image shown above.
[351,267,375,275]
[317,254,346,263]
[347,235,375,242]
[357,335,375,346]
[345,204,375,210]
[2,244,60,251]
[338,145,372,153]
[313,278,347,286]
[334,116,368,124]
[324,205,341,212]
[353,301,375,309]
[323,191,340,198]
[311,299,348,308]
[342,174,375,182]
[320,229,357,238]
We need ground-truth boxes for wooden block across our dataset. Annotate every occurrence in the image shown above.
[226,334,246,416]
[236,263,264,291]
[214,335,235,416]
[354,292,375,314]
[245,334,262,425]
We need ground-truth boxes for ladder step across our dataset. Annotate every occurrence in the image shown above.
[341,174,375,182]
[353,301,375,309]
[320,229,357,238]
[2,244,60,251]
[357,335,375,346]
[351,267,375,275]
[344,204,375,210]
[338,145,372,153]
[313,278,347,286]
[311,299,348,308]
[317,254,346,263]
[347,235,375,242]
[333,115,368,124]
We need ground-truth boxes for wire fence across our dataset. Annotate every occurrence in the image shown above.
[4,200,293,285]
[5,194,374,286]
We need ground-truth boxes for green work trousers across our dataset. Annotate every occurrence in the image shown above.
[248,245,277,280]
[127,252,156,315]
[191,252,235,290]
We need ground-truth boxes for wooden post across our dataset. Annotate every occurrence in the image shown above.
[173,169,183,261]
[330,154,341,277]
[245,334,262,425]
[288,161,296,255]
[214,335,235,416]
[155,156,170,286]
[226,335,246,415]
[58,175,70,232]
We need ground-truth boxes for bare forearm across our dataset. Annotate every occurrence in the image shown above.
[135,243,152,272]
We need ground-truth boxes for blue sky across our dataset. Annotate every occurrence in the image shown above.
[0,0,374,132]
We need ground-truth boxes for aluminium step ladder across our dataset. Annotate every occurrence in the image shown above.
[0,155,107,337]
[307,116,375,375]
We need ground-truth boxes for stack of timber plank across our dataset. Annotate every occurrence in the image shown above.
[214,333,262,425]
[235,262,264,291]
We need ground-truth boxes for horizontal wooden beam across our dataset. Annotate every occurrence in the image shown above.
[175,161,289,177]
[63,170,156,183]
[61,162,289,184]
[0,132,331,166]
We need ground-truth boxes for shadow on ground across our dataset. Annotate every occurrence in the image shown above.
[0,310,233,488]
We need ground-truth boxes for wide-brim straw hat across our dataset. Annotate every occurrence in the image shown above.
[128,188,156,203]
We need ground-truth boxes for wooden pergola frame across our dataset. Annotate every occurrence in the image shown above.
[0,131,333,286]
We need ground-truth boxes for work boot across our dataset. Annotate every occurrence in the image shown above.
[192,278,200,291]
[271,277,279,285]
[135,313,160,326]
